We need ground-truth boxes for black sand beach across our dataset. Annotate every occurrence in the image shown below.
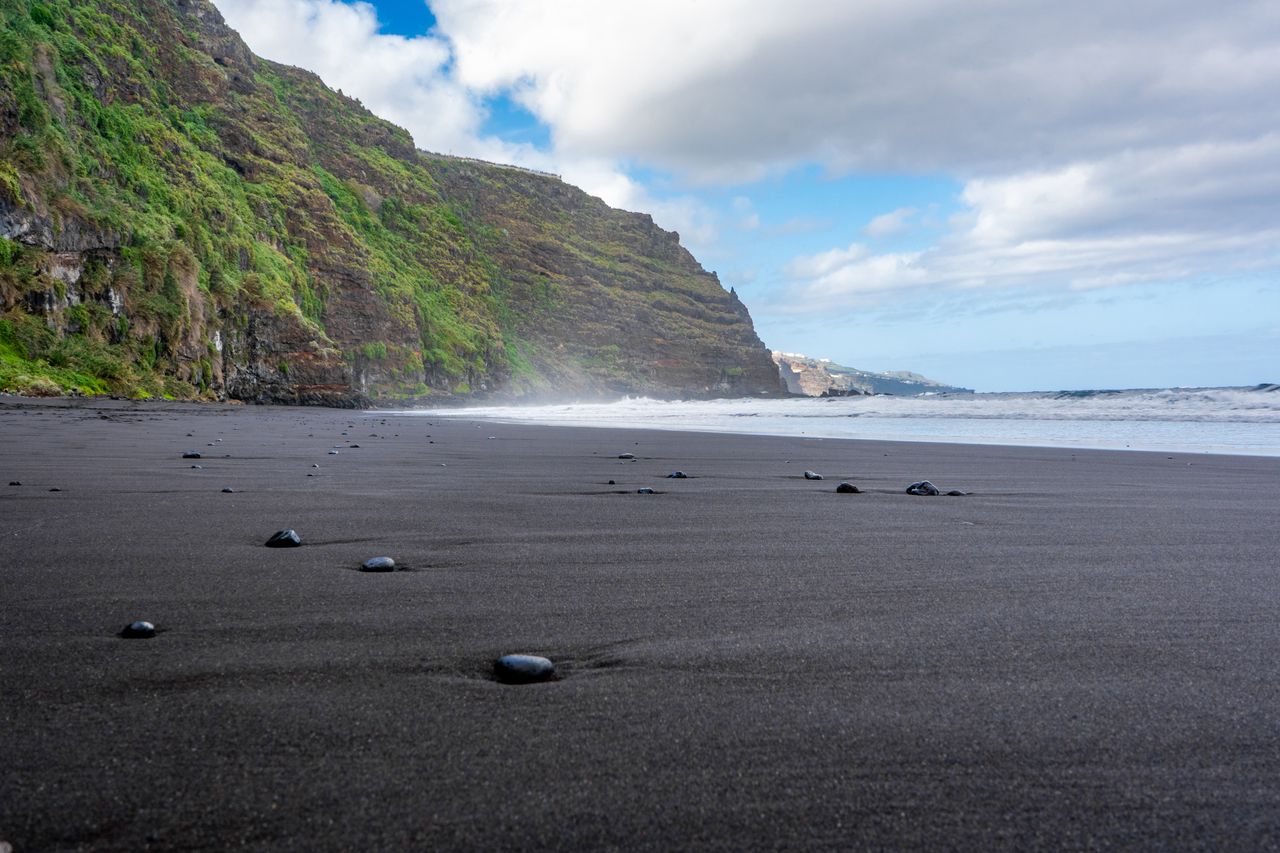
[2,397,1279,850]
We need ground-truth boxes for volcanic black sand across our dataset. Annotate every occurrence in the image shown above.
[2,397,1279,850]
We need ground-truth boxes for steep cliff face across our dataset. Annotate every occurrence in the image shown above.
[0,0,781,403]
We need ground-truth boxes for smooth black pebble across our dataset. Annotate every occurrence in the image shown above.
[494,654,555,684]
[120,620,156,639]
[618,453,636,460]
[360,556,395,572]
[265,529,302,548]
[221,488,235,493]
[182,451,201,459]
[637,488,655,494]
[836,482,860,493]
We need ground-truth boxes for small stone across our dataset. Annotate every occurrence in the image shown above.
[328,450,339,455]
[348,444,360,448]
[190,465,202,469]
[618,453,636,460]
[49,487,61,492]
[803,471,823,480]
[312,464,320,468]
[182,451,201,459]
[946,489,968,497]
[8,481,19,486]
[637,487,655,494]
[906,481,941,496]
[265,529,302,548]
[608,480,616,485]
[836,482,860,493]
[360,556,395,572]
[494,654,555,684]
[666,471,688,479]
[221,488,235,493]
[120,620,156,639]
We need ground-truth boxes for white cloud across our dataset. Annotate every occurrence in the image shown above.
[781,137,1280,312]
[429,0,1280,179]
[864,207,917,238]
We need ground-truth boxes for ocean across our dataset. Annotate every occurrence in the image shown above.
[396,385,1280,457]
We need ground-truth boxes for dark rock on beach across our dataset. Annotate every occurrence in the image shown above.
[906,481,942,496]
[836,482,860,493]
[618,453,636,460]
[804,471,823,480]
[120,620,156,639]
[360,556,396,572]
[265,529,302,548]
[494,654,556,684]
[637,487,655,494]
[667,471,688,478]
[182,451,201,459]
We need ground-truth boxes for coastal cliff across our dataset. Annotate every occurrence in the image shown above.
[0,0,781,404]
[773,352,972,396]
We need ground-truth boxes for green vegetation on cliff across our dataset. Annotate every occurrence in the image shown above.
[0,0,779,403]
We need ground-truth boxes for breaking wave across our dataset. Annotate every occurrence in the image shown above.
[393,385,1280,456]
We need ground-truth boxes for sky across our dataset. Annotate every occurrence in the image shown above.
[212,0,1280,392]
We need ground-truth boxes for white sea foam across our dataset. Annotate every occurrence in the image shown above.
[390,386,1280,456]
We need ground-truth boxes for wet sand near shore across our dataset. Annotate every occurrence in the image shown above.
[2,397,1279,850]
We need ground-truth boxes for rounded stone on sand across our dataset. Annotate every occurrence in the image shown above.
[221,487,235,493]
[804,470,823,480]
[182,451,201,459]
[618,453,636,460]
[636,487,655,494]
[906,481,941,496]
[360,556,395,572]
[265,529,302,548]
[494,654,555,684]
[667,471,687,478]
[836,482,860,494]
[120,620,156,639]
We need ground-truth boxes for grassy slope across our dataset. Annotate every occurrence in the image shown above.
[0,0,505,398]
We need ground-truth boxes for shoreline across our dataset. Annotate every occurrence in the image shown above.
[3,398,1279,849]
